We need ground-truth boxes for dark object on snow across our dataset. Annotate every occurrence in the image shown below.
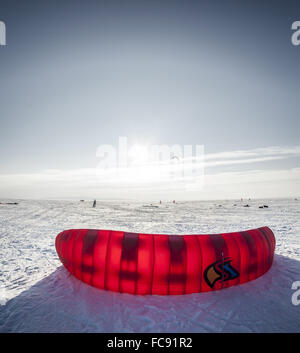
[80,200,84,202]
[93,199,96,208]
[263,205,269,208]
[244,204,250,207]
[6,202,18,205]
[259,206,264,209]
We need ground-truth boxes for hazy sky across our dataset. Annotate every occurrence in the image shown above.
[0,0,299,200]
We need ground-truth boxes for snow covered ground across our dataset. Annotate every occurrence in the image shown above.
[0,198,299,332]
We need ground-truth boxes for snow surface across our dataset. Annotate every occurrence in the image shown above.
[0,198,299,332]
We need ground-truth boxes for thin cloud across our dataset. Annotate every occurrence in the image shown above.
[204,145,300,161]
[0,145,299,199]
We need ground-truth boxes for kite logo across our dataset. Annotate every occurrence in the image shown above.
[204,258,239,289]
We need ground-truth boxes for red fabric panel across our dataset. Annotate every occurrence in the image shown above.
[221,232,241,287]
[92,230,110,289]
[184,235,202,294]
[72,229,87,281]
[55,231,65,266]
[258,227,273,271]
[241,231,258,281]
[263,227,276,259]
[247,229,265,278]
[152,234,170,295]
[168,235,187,295]
[60,230,73,273]
[65,229,78,275]
[230,232,250,284]
[119,232,139,294]
[105,230,124,292]
[137,233,154,294]
[256,228,269,275]
[81,230,98,285]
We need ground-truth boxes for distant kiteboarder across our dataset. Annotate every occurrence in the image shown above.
[93,199,96,208]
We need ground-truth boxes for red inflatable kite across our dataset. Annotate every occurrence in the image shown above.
[55,227,275,295]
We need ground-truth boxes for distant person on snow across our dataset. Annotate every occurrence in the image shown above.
[93,199,96,208]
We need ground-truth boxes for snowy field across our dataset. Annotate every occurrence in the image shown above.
[0,198,299,333]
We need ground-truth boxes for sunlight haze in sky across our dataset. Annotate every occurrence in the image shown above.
[0,0,299,200]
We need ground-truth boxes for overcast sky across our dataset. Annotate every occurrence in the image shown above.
[0,0,299,200]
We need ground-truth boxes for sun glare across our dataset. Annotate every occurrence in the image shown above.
[128,144,149,165]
